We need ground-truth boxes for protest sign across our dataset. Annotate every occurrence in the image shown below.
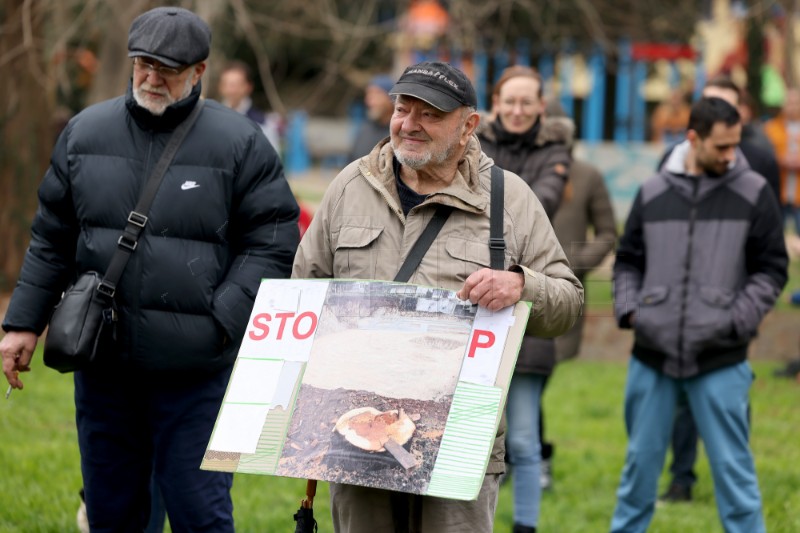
[202,279,530,500]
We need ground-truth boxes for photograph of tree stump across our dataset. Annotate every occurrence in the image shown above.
[275,281,476,494]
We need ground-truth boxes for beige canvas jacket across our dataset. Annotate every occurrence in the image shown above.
[292,134,583,472]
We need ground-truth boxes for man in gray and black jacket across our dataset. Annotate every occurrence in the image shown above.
[610,97,787,533]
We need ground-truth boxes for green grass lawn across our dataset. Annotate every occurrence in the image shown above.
[1,354,798,532]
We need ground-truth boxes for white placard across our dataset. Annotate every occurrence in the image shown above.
[203,280,531,501]
[225,359,284,404]
[270,361,303,409]
[208,403,270,454]
[458,305,513,386]
[238,280,330,361]
[475,305,516,326]
[261,287,302,312]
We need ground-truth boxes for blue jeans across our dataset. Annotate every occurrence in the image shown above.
[506,373,545,528]
[610,358,765,533]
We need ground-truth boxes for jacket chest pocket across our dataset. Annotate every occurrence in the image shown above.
[444,236,494,282]
[333,225,384,278]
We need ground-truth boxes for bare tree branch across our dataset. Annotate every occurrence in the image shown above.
[228,0,286,113]
[574,0,612,50]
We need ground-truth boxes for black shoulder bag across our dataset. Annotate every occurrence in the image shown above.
[43,100,205,373]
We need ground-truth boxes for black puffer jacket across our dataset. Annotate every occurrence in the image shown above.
[2,83,300,373]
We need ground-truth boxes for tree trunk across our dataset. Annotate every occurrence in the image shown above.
[0,0,54,292]
[85,0,152,104]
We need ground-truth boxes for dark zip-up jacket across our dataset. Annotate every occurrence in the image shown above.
[2,82,300,373]
[614,141,787,378]
[478,116,572,219]
[478,116,573,375]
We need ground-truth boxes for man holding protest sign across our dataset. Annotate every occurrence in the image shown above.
[293,61,583,533]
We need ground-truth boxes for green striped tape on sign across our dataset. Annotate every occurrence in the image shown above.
[426,381,502,500]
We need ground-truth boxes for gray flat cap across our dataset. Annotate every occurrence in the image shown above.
[128,7,211,68]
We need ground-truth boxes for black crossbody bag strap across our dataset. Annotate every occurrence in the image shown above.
[98,99,205,299]
[489,165,505,270]
[393,165,505,283]
[393,203,454,283]
[389,166,505,526]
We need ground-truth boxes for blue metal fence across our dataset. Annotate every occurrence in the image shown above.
[283,39,696,174]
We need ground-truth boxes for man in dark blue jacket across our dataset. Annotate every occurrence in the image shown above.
[610,98,787,533]
[0,7,299,531]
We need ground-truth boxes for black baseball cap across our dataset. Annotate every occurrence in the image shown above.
[389,61,478,112]
[128,7,211,68]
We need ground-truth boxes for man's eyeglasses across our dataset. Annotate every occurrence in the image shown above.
[133,57,188,80]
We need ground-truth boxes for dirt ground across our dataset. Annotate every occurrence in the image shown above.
[277,384,451,494]
[578,309,799,361]
[303,325,468,401]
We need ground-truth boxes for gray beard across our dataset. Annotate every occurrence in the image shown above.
[393,149,432,170]
[133,73,194,116]
[391,137,457,170]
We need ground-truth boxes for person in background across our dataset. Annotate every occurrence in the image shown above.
[349,74,395,160]
[764,87,800,234]
[550,169,616,362]
[531,99,617,493]
[478,65,570,218]
[611,97,787,533]
[293,60,583,533]
[477,65,572,532]
[650,88,692,145]
[219,60,284,155]
[548,101,617,366]
[739,90,776,156]
[657,75,782,504]
[0,7,299,531]
[218,62,314,238]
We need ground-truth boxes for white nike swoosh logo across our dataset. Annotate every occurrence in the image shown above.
[181,182,200,190]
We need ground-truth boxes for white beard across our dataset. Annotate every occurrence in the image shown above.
[133,72,195,116]
[391,134,459,170]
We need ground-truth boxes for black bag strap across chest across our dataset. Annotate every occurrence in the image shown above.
[393,164,505,283]
[488,164,505,270]
[98,99,205,299]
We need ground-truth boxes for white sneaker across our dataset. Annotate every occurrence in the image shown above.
[76,495,89,533]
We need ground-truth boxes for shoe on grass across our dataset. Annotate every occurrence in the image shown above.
[540,459,553,491]
[658,483,692,503]
[77,488,89,533]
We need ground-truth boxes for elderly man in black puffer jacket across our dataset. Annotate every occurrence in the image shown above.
[0,7,299,531]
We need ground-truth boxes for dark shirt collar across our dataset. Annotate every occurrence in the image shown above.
[393,157,428,216]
